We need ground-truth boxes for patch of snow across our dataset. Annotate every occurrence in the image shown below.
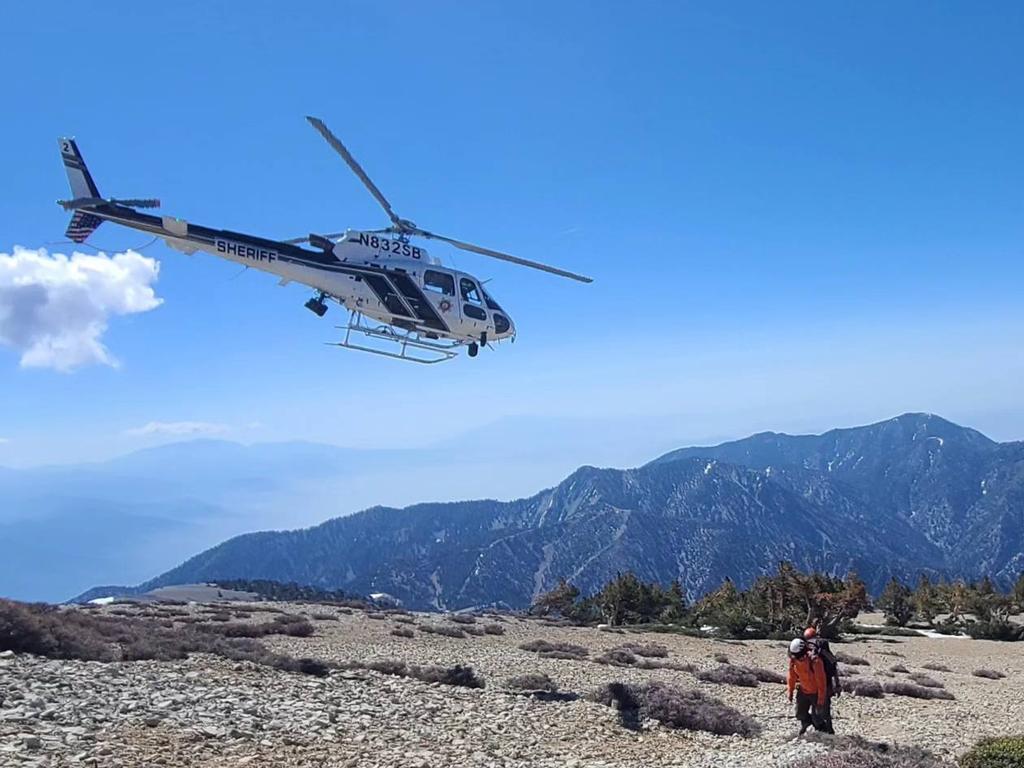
[87,597,116,606]
[917,629,971,640]
[532,543,556,601]
[704,462,714,475]
[929,436,944,447]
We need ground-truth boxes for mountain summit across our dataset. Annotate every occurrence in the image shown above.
[113,413,1023,610]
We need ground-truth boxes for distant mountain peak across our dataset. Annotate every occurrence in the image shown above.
[57,412,1024,609]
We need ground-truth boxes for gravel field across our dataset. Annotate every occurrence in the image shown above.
[1,603,1021,767]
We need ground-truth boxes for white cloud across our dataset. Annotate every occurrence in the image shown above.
[0,246,162,372]
[0,437,10,445]
[124,421,230,437]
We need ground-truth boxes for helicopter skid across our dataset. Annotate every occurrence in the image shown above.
[329,313,460,364]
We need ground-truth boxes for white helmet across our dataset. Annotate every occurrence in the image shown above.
[789,638,806,655]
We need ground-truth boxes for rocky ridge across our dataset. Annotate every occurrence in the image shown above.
[2,603,1022,767]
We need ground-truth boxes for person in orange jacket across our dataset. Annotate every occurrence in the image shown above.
[804,626,839,733]
[787,637,827,735]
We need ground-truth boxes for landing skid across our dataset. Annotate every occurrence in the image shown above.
[329,312,460,364]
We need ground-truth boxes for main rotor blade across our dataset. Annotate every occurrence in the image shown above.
[413,229,593,283]
[306,116,403,229]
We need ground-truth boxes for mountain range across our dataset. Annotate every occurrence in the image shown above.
[76,413,1024,609]
[0,417,666,602]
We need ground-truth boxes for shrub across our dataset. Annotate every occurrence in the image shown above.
[390,627,415,638]
[419,624,467,639]
[365,613,387,621]
[838,665,861,677]
[712,652,730,664]
[844,678,885,698]
[518,639,589,658]
[280,620,314,637]
[908,673,945,689]
[882,681,954,700]
[848,625,924,638]
[737,665,786,684]
[0,599,329,676]
[696,665,759,688]
[876,670,895,678]
[213,618,315,638]
[890,663,910,673]
[448,614,477,625]
[506,672,557,692]
[637,659,697,672]
[921,662,951,672]
[392,615,416,625]
[295,658,330,677]
[791,733,948,768]
[410,664,485,688]
[541,650,589,661]
[595,648,638,666]
[615,642,669,658]
[362,659,410,676]
[964,622,1024,642]
[589,681,760,737]
[836,652,870,666]
[483,624,505,635]
[959,736,1024,768]
[310,613,338,622]
[972,669,1005,680]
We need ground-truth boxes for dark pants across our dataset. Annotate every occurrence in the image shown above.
[817,694,835,734]
[795,692,826,733]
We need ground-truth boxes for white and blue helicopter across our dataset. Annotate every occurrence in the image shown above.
[56,117,591,363]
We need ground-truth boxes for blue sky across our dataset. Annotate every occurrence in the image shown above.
[1,2,1022,487]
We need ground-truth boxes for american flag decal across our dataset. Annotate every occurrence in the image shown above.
[65,211,103,243]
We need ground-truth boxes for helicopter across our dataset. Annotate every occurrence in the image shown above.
[55,117,591,363]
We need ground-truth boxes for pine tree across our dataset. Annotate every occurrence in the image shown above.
[694,577,753,637]
[530,578,580,617]
[877,576,914,626]
[913,574,941,625]
[660,579,687,623]
[977,575,997,596]
[1014,572,1024,613]
[596,572,644,626]
[947,581,971,619]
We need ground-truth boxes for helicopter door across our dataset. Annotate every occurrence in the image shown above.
[421,269,458,324]
[459,277,489,333]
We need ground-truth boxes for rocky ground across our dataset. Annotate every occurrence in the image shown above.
[2,604,1021,768]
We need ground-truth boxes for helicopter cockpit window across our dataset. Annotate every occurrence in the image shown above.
[460,278,482,304]
[423,270,455,296]
[482,289,502,312]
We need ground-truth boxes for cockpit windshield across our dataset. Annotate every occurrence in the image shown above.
[460,277,483,305]
[481,288,502,312]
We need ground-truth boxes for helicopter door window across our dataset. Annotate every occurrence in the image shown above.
[423,270,454,296]
[460,278,483,305]
[463,304,487,321]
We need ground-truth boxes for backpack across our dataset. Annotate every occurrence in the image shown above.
[813,638,838,680]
